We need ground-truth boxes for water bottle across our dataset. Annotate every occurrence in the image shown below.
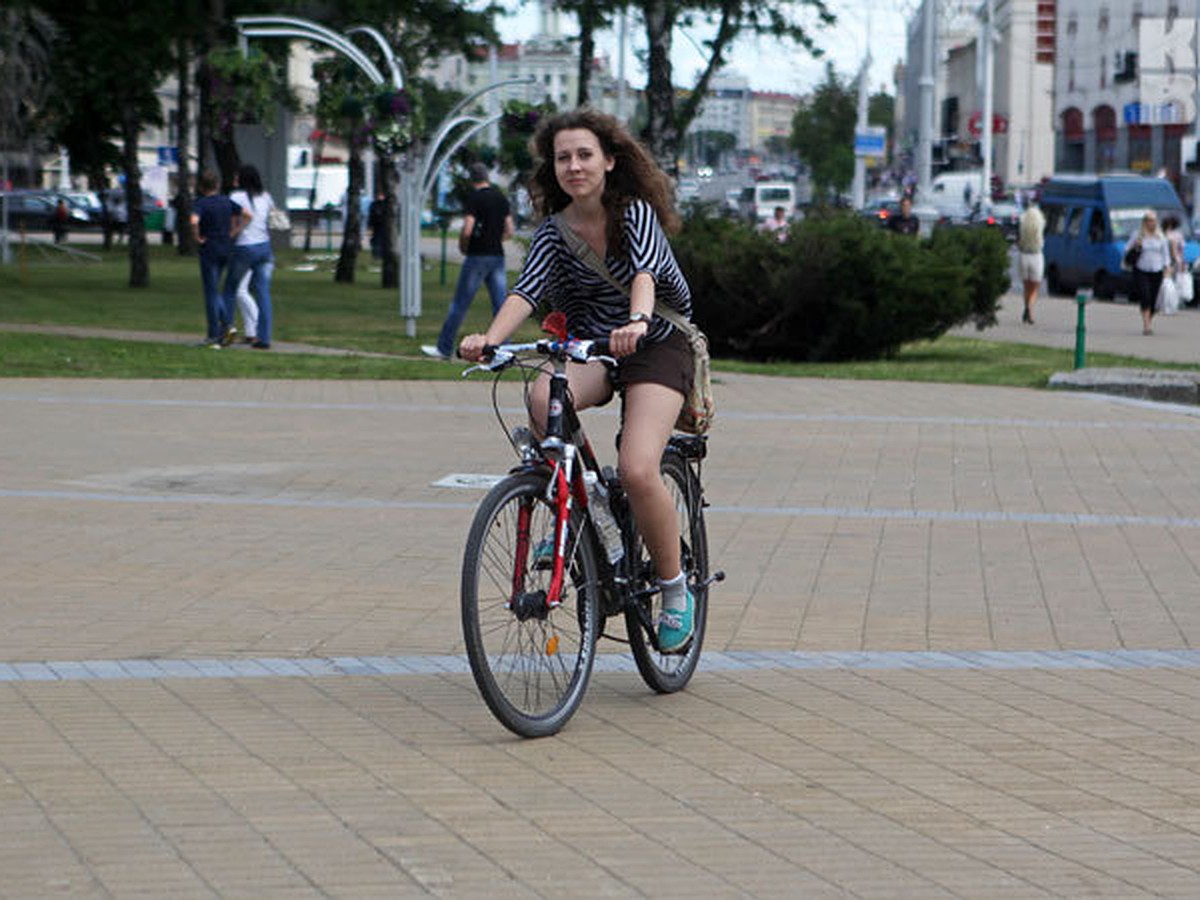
[584,471,624,564]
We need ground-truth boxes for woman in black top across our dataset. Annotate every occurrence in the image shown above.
[459,108,698,652]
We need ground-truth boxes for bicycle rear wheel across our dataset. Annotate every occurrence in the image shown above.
[461,472,601,737]
[624,450,709,693]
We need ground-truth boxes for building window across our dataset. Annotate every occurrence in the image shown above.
[1132,2,1142,26]
[1100,54,1107,89]
[1098,7,1108,31]
[1069,59,1076,92]
[1067,15,1077,36]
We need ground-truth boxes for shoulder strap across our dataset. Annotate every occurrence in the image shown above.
[552,216,692,333]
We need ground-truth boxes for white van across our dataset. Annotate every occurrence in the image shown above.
[739,182,796,225]
[925,171,984,223]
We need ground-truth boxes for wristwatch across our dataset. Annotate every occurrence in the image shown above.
[627,312,653,325]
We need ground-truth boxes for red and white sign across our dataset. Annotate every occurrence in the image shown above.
[968,111,1009,137]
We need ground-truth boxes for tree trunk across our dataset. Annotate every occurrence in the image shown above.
[378,153,399,290]
[175,39,194,256]
[639,0,680,174]
[120,109,148,288]
[303,133,324,253]
[212,135,239,194]
[335,148,365,283]
[576,5,600,107]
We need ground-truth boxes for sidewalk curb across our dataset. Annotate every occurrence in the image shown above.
[1049,367,1200,405]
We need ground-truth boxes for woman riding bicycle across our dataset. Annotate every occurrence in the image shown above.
[459,108,697,652]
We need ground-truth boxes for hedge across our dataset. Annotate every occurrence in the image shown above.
[673,209,1010,362]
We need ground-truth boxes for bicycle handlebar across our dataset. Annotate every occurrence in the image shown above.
[463,336,615,376]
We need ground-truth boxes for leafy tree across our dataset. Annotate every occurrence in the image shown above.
[39,0,177,287]
[638,0,833,171]
[0,6,57,188]
[552,0,621,106]
[868,90,895,164]
[790,63,855,200]
[791,66,896,198]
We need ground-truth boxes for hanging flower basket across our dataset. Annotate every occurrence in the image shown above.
[369,88,416,154]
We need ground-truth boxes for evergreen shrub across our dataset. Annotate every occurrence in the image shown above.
[674,210,1010,362]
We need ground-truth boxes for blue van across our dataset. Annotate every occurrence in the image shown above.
[1040,174,1198,300]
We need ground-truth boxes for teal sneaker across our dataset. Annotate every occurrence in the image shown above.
[656,590,695,653]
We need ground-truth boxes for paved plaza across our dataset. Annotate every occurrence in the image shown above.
[2,359,1200,897]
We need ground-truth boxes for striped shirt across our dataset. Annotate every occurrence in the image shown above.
[510,199,692,342]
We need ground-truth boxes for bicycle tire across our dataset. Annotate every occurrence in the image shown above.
[624,450,709,693]
[461,471,601,737]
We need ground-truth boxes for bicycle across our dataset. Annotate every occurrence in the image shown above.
[459,313,724,737]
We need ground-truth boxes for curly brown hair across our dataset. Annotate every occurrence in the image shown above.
[527,108,680,254]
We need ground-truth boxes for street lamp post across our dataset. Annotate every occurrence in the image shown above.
[236,15,533,337]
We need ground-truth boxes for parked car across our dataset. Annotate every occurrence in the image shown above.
[1040,174,1199,300]
[61,190,104,227]
[861,196,902,228]
[968,200,1020,242]
[0,190,90,232]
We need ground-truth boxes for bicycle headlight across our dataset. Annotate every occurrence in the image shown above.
[510,425,536,460]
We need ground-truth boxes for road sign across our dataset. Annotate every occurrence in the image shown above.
[854,127,887,158]
[156,146,179,166]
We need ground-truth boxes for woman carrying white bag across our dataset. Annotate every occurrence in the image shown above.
[1160,215,1187,315]
[1163,215,1194,307]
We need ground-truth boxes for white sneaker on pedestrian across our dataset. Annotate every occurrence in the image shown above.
[420,344,450,360]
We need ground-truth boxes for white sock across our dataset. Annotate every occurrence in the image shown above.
[659,571,687,612]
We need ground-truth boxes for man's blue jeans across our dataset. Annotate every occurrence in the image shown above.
[435,254,507,357]
[199,246,231,341]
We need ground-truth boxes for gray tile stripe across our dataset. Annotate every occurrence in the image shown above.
[2,649,1199,683]
[4,488,1199,529]
[3,393,1199,431]
[0,488,476,511]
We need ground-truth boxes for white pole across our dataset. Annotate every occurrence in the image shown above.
[487,45,500,148]
[917,0,936,199]
[852,54,870,209]
[617,10,628,123]
[979,0,994,212]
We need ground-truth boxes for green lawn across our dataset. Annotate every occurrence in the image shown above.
[2,242,1196,385]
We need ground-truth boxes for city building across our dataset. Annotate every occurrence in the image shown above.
[1055,0,1200,204]
[935,0,1055,189]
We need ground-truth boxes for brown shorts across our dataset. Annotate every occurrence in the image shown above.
[612,328,693,398]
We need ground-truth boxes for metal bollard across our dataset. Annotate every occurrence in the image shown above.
[1074,289,1090,369]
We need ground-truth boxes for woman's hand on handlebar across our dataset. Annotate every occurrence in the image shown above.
[609,319,648,358]
[459,333,489,362]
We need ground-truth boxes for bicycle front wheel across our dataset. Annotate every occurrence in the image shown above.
[625,451,710,693]
[461,472,601,737]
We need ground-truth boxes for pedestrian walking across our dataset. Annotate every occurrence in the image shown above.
[1017,200,1045,324]
[223,165,278,349]
[1124,210,1169,336]
[189,171,244,347]
[422,162,514,360]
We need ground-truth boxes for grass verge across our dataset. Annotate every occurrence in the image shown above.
[2,243,1197,385]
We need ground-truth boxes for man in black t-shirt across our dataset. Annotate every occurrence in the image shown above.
[887,195,920,237]
[423,162,514,359]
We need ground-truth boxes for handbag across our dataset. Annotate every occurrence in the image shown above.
[1123,242,1141,269]
[267,205,291,231]
[553,217,714,434]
